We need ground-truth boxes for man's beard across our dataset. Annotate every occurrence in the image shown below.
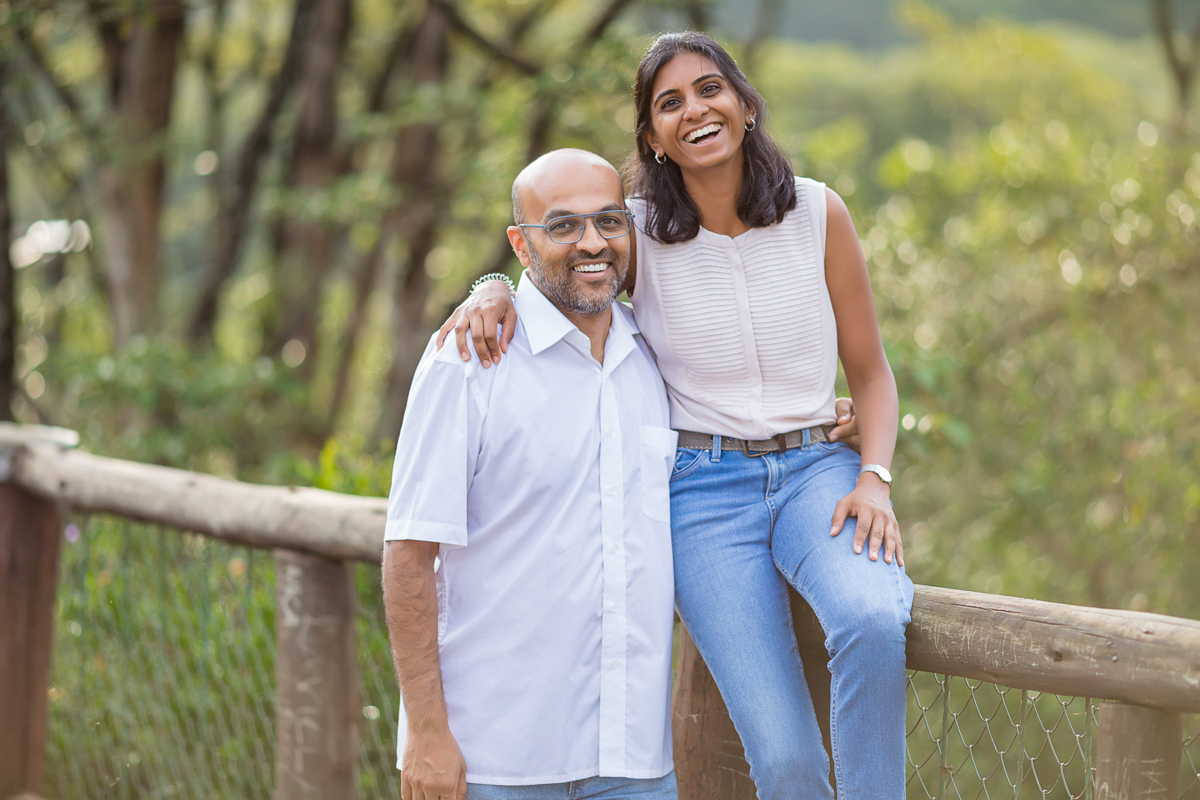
[527,244,627,316]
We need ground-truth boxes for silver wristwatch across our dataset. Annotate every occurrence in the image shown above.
[859,464,892,485]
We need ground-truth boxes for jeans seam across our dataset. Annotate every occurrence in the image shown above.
[772,566,840,796]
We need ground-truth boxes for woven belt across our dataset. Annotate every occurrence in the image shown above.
[675,425,836,458]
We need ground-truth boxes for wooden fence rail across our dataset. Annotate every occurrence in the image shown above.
[2,433,1199,800]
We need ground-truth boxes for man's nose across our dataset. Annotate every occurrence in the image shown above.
[576,218,608,252]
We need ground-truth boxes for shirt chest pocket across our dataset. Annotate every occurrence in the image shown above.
[639,425,678,524]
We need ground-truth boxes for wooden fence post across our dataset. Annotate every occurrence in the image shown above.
[1093,702,1182,800]
[672,590,834,800]
[274,549,359,800]
[0,485,61,799]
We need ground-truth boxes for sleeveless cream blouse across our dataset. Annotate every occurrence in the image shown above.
[629,177,837,440]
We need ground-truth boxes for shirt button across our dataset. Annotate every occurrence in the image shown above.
[609,604,620,613]
[607,487,616,496]
[608,544,618,554]
[609,660,619,670]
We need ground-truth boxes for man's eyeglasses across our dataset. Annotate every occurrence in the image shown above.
[519,210,635,245]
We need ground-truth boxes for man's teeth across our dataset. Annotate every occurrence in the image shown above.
[573,264,608,273]
[685,124,721,143]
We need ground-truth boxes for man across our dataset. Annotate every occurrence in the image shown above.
[382,149,679,800]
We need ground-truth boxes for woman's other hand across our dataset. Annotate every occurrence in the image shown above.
[828,397,860,450]
[435,280,517,368]
[829,474,903,566]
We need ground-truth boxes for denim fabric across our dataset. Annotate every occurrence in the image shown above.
[467,771,677,800]
[670,438,914,800]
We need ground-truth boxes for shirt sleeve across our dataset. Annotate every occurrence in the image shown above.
[384,337,480,548]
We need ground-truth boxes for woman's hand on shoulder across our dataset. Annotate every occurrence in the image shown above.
[435,280,518,368]
[830,475,903,566]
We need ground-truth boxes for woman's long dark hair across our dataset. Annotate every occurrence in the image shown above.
[626,32,797,244]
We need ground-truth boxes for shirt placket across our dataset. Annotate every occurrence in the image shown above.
[596,368,627,775]
[724,242,767,432]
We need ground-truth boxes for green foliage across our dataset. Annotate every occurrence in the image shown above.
[38,335,315,479]
[755,14,1200,616]
[9,0,1200,621]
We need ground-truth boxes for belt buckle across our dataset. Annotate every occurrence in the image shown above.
[742,433,788,458]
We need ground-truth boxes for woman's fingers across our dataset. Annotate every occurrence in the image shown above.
[454,315,472,362]
[830,495,851,538]
[470,309,495,367]
[835,495,901,564]
[883,517,898,565]
[437,306,466,351]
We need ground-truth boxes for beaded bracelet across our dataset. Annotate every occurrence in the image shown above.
[470,272,516,295]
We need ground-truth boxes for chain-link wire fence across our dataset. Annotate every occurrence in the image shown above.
[45,514,1199,799]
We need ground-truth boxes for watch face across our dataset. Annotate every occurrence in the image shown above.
[862,465,891,484]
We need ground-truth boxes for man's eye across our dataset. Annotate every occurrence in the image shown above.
[597,215,623,227]
[549,220,579,233]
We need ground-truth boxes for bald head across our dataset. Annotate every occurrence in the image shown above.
[512,149,622,224]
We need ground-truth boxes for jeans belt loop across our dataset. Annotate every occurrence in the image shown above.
[711,434,722,462]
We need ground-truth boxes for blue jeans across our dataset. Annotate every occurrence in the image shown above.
[670,436,913,800]
[467,772,677,800]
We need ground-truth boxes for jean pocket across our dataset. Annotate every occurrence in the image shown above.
[639,425,678,523]
[670,448,705,483]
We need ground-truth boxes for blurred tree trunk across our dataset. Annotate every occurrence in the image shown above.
[1150,0,1200,135]
[744,0,784,73]
[323,21,422,437]
[0,53,16,421]
[91,0,186,346]
[374,6,450,443]
[264,0,352,375]
[187,0,319,345]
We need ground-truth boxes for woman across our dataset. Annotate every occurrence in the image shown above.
[442,32,911,800]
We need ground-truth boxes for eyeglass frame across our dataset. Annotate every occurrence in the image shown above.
[517,209,636,245]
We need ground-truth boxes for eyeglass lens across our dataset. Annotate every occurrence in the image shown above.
[546,212,631,243]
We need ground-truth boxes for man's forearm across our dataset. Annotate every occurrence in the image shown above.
[382,540,449,732]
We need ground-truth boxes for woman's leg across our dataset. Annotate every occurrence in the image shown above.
[770,442,914,800]
[670,448,835,800]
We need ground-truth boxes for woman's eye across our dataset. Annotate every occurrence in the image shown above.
[702,82,721,94]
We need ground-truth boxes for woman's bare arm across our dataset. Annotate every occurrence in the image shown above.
[822,187,903,566]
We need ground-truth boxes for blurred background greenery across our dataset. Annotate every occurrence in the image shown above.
[2,0,1199,619]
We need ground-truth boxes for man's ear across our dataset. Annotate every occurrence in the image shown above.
[507,226,533,267]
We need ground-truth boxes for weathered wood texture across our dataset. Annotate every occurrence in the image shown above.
[8,441,385,562]
[0,487,61,798]
[1094,702,1182,800]
[9,441,1200,710]
[274,550,359,800]
[898,587,1200,713]
[673,626,756,800]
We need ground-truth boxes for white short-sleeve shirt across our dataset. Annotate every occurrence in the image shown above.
[385,273,677,785]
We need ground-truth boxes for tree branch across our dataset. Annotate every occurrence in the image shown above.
[427,0,542,76]
[187,0,321,342]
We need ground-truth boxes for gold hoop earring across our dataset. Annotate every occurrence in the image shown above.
[745,118,756,132]
[654,151,666,165]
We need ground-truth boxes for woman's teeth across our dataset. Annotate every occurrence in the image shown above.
[685,124,721,143]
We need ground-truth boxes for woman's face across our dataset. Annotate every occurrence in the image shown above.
[643,53,753,175]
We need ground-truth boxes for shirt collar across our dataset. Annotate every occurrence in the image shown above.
[515,270,639,359]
